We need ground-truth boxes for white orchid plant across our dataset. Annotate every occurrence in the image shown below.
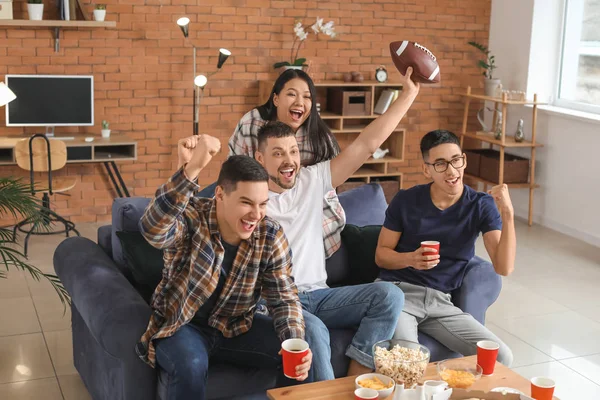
[273,17,338,69]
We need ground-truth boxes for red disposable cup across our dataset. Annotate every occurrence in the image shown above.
[477,340,499,376]
[421,241,440,256]
[354,388,379,400]
[281,338,309,379]
[531,377,555,400]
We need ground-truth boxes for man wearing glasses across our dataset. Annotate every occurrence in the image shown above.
[374,129,515,366]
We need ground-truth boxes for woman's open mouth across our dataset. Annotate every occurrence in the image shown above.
[289,109,304,122]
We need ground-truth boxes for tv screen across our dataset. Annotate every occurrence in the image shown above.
[5,75,94,127]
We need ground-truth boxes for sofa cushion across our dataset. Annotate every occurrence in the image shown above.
[339,224,382,286]
[115,230,164,303]
[337,183,388,227]
[111,197,151,270]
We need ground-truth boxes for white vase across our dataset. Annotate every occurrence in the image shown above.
[484,78,501,98]
[284,65,303,71]
[27,3,44,21]
[101,129,111,138]
[93,9,106,22]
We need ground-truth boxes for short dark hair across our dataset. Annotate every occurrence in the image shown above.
[257,121,295,151]
[420,130,461,159]
[217,155,269,193]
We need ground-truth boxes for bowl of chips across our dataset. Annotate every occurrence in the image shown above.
[437,358,483,389]
[355,373,395,399]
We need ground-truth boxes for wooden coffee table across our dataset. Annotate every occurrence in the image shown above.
[267,356,542,399]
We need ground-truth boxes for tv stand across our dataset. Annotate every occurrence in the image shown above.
[0,134,137,198]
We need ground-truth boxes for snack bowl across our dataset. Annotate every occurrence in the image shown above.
[355,373,395,399]
[437,358,483,389]
[372,339,430,388]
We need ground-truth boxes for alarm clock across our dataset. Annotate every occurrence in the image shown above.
[375,65,388,83]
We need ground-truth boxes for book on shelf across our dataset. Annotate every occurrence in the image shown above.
[374,89,399,114]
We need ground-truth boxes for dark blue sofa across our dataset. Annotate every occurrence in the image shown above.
[53,183,502,400]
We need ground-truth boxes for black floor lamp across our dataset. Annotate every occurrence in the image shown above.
[177,17,231,135]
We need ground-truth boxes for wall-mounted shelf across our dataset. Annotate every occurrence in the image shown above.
[0,20,117,52]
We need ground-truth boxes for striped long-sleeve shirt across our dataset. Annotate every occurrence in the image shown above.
[136,167,305,367]
[228,108,346,258]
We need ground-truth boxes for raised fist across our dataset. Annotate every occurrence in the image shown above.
[179,134,221,179]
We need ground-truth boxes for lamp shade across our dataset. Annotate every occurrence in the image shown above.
[0,82,16,107]
[176,17,190,38]
[194,75,208,88]
[217,48,231,69]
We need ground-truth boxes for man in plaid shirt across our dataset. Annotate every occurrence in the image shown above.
[136,135,312,400]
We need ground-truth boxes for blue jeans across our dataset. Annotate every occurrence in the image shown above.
[300,282,404,381]
[155,314,305,400]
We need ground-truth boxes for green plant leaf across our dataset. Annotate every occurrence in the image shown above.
[478,60,490,69]
[468,41,488,54]
[273,61,291,68]
[293,58,306,66]
[0,177,70,312]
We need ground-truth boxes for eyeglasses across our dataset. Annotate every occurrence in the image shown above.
[425,155,466,173]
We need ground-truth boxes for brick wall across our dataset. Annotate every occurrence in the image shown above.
[0,0,492,223]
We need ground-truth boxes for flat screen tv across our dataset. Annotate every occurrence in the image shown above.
[4,75,94,127]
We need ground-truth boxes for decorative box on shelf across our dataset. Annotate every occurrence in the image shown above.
[327,88,371,116]
[0,0,13,20]
[465,148,530,184]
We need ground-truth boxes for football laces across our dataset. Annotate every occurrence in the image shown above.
[414,42,437,61]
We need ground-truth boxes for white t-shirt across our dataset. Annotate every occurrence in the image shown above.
[267,161,332,292]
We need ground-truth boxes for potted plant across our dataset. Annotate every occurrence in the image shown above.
[468,41,500,97]
[273,17,338,71]
[93,4,106,22]
[101,120,110,138]
[27,0,44,21]
[0,178,69,308]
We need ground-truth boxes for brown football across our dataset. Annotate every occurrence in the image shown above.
[389,41,440,84]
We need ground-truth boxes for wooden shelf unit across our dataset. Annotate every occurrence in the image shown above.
[460,86,545,226]
[0,20,117,52]
[258,80,405,195]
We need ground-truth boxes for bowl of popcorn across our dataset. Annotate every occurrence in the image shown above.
[437,358,483,389]
[372,339,430,389]
[355,373,395,399]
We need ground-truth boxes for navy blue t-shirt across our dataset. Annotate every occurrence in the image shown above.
[378,183,502,293]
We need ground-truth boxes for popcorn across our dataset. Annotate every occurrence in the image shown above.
[374,344,428,388]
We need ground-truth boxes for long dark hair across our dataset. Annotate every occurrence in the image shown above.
[257,69,340,165]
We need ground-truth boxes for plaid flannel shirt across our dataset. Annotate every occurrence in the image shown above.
[228,109,346,258]
[136,167,305,368]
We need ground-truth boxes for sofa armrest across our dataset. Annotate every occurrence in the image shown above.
[97,224,112,257]
[451,256,502,325]
[53,237,155,383]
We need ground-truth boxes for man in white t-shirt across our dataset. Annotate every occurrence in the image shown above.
[254,68,420,380]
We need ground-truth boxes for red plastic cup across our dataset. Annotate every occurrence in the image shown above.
[531,377,556,400]
[477,340,499,376]
[421,241,440,256]
[281,338,309,379]
[354,388,379,400]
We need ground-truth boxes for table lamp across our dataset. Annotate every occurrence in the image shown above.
[176,18,232,135]
[0,82,17,107]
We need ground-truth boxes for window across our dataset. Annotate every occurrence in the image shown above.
[557,0,600,113]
